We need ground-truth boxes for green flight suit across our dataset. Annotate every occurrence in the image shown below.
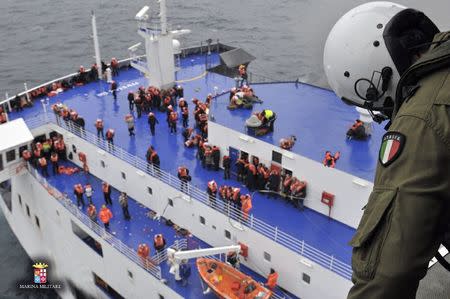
[347,32,450,299]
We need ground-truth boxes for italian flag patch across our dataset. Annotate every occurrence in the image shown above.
[379,132,406,167]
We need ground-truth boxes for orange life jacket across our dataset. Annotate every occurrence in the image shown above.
[266,272,279,289]
[106,129,114,140]
[208,181,217,192]
[232,188,241,201]
[0,112,7,123]
[99,207,112,223]
[137,244,150,258]
[78,152,87,163]
[169,111,178,122]
[178,167,187,177]
[95,120,103,129]
[283,176,292,187]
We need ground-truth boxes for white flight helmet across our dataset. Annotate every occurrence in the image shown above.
[324,2,439,120]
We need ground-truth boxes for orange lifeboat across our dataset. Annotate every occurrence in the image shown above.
[196,258,272,299]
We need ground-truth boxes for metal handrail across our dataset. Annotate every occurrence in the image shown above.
[25,114,352,280]
[27,167,163,279]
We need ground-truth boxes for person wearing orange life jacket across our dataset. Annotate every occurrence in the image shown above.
[105,129,115,151]
[85,183,93,204]
[282,173,293,195]
[235,157,247,182]
[323,151,340,168]
[169,111,178,133]
[265,268,278,291]
[346,119,367,140]
[102,182,113,205]
[0,109,7,124]
[74,184,85,208]
[50,152,59,175]
[87,204,97,223]
[95,119,104,138]
[246,163,257,191]
[268,169,281,198]
[137,243,151,267]
[231,187,241,209]
[177,166,190,193]
[99,204,113,230]
[241,194,252,221]
[153,234,167,251]
[38,157,49,177]
[206,180,218,205]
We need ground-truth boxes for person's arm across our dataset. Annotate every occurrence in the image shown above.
[348,115,449,299]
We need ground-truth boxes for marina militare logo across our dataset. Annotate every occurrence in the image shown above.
[33,262,48,284]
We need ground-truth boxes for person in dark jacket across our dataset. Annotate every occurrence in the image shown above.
[127,92,135,111]
[212,146,221,171]
[268,170,280,198]
[148,112,159,136]
[223,156,231,180]
[119,192,131,220]
[111,81,118,100]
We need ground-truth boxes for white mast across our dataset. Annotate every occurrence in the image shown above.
[131,1,190,89]
[91,11,102,80]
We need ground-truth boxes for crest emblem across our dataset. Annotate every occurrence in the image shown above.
[379,132,406,167]
[33,262,48,284]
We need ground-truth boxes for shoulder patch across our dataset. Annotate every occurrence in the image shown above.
[379,132,406,167]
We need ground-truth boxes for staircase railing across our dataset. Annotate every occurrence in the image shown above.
[25,114,353,280]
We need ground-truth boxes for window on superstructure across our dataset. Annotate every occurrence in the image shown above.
[6,149,16,162]
[199,216,206,225]
[35,216,40,229]
[263,251,271,262]
[26,204,30,217]
[100,160,106,168]
[302,273,311,284]
[272,151,282,164]
[147,187,152,195]
[121,172,126,180]
[158,294,165,299]
[168,198,173,207]
[18,194,22,206]
[71,220,103,256]
[225,229,231,239]
[93,272,125,299]
[1,181,12,211]
[127,270,133,279]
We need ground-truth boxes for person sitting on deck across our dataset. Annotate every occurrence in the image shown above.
[346,119,367,140]
[280,135,297,150]
[323,151,340,168]
[265,268,278,291]
[153,234,167,251]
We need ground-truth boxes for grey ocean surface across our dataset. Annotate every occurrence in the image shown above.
[1,0,449,298]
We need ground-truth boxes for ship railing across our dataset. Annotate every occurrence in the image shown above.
[26,167,163,280]
[151,238,189,266]
[25,115,353,281]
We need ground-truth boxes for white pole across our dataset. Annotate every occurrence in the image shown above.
[5,92,11,112]
[92,11,102,80]
[24,83,30,102]
[159,0,167,35]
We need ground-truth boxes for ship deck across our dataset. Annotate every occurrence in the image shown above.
[10,52,359,268]
[43,160,292,299]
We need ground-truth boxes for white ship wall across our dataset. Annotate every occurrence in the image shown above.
[208,121,373,229]
[36,123,353,299]
[0,171,182,299]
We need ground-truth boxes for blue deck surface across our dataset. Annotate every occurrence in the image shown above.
[44,161,292,299]
[11,52,357,268]
[211,83,385,182]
